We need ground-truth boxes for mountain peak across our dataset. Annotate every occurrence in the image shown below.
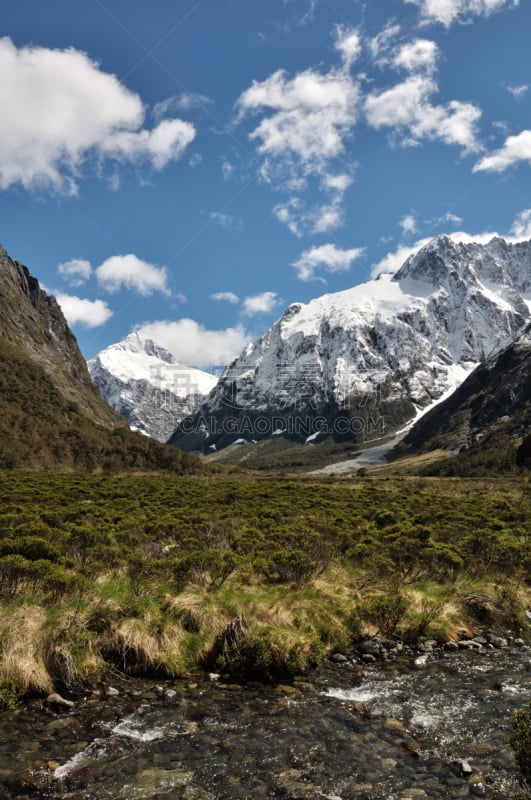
[89,332,217,441]
[171,236,530,453]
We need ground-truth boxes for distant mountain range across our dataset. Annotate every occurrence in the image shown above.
[88,332,217,442]
[169,235,530,454]
[2,235,528,474]
[0,245,200,473]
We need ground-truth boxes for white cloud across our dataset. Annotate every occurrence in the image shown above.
[273,200,303,237]
[369,23,401,61]
[57,258,92,287]
[371,240,432,278]
[100,118,195,171]
[293,243,365,281]
[273,197,345,236]
[323,173,353,193]
[189,152,203,168]
[365,74,482,153]
[473,129,531,172]
[221,160,234,181]
[236,67,359,181]
[400,214,418,234]
[404,0,519,27]
[211,291,240,304]
[135,319,248,367]
[153,92,211,120]
[272,170,352,236]
[55,293,113,328]
[393,39,439,73]
[0,37,195,191]
[439,212,463,225]
[96,254,169,296]
[242,291,281,316]
[208,211,243,230]
[334,25,362,69]
[510,208,531,238]
[507,84,529,101]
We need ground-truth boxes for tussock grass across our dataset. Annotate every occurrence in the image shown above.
[0,605,53,695]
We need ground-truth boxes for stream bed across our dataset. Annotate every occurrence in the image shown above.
[0,646,529,800]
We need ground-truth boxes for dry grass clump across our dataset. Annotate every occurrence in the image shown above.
[0,605,53,695]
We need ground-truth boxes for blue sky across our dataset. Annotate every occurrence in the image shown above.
[2,0,531,366]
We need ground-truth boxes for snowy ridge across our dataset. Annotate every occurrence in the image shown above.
[89,332,217,442]
[171,235,531,451]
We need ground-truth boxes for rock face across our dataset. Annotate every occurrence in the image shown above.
[397,320,531,456]
[0,244,200,472]
[0,244,117,427]
[170,236,531,452]
[88,332,217,442]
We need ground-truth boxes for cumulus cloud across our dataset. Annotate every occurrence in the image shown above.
[96,254,169,296]
[334,25,362,69]
[211,291,240,303]
[404,0,519,27]
[510,208,531,238]
[57,258,92,287]
[293,243,365,281]
[242,291,281,316]
[274,197,345,236]
[393,39,439,73]
[135,319,248,367]
[236,67,359,184]
[507,84,529,101]
[400,214,418,234]
[365,74,482,153]
[99,118,195,171]
[473,129,531,172]
[55,293,113,328]
[0,37,195,191]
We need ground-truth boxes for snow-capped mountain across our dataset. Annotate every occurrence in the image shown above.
[170,235,531,452]
[89,332,217,441]
[398,319,531,457]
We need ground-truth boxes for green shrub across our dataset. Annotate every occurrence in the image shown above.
[360,592,409,637]
[226,627,323,681]
[510,701,531,795]
[264,548,317,586]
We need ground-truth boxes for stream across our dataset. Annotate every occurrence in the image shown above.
[0,646,529,800]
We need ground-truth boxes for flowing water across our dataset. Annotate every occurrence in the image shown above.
[0,647,529,800]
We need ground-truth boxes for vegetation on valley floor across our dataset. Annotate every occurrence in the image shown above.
[0,470,529,704]
[511,700,531,798]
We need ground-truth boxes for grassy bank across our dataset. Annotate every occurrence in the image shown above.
[0,471,529,702]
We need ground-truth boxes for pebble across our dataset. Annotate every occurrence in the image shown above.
[331,653,348,663]
[46,693,74,709]
[451,759,474,777]
[360,639,381,657]
[104,686,119,697]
